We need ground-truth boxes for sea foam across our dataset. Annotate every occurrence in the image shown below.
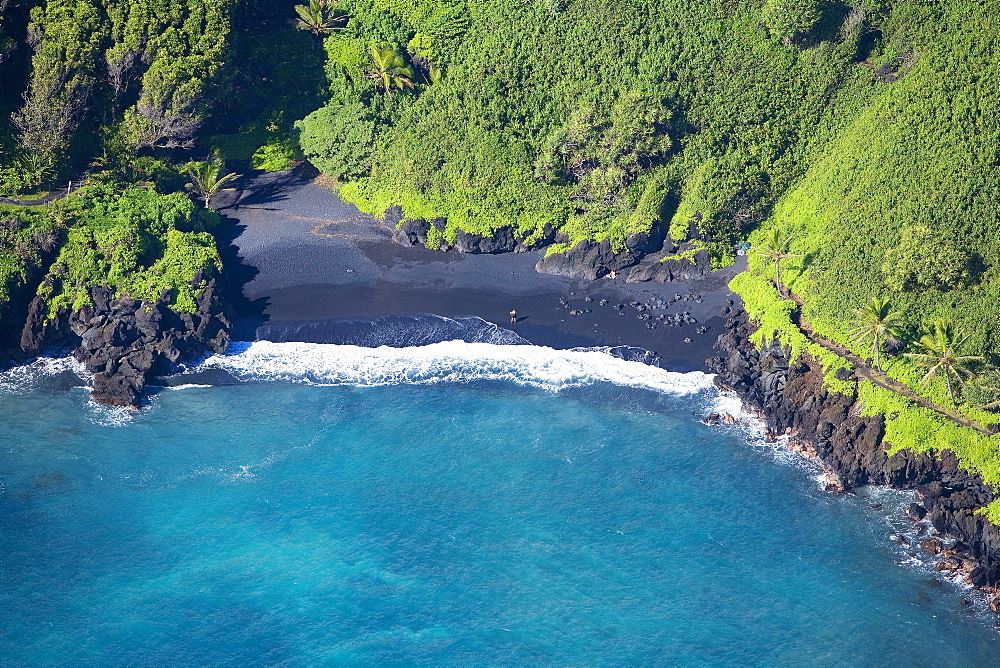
[196,340,715,395]
[0,353,88,393]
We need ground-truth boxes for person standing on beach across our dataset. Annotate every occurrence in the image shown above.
[510,309,517,324]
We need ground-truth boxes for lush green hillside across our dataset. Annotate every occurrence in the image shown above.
[0,0,313,342]
[300,0,888,252]
[733,3,1000,513]
[0,0,319,192]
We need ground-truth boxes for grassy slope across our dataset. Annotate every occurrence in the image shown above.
[314,0,880,250]
[736,2,1000,517]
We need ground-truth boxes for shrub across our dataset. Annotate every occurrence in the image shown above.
[252,138,299,171]
[296,99,376,179]
[761,0,822,42]
[881,225,974,291]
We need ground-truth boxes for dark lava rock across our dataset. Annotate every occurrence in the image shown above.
[627,244,711,283]
[834,367,855,382]
[707,309,1000,590]
[388,204,557,255]
[535,238,647,281]
[908,503,928,521]
[391,217,432,248]
[453,226,517,254]
[22,279,231,409]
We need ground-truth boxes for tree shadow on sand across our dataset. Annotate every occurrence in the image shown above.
[214,212,270,340]
[221,162,321,211]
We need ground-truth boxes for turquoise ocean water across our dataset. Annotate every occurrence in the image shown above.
[1,341,997,664]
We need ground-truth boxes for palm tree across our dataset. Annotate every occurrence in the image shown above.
[757,227,799,298]
[187,155,239,210]
[904,319,983,407]
[293,0,347,42]
[367,45,416,94]
[850,296,902,373]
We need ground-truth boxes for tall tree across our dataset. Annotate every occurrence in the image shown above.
[757,227,798,298]
[904,319,982,407]
[850,296,902,373]
[117,0,236,150]
[13,0,106,174]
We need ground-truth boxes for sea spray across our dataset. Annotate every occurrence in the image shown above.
[706,389,994,611]
[0,354,88,394]
[196,340,716,395]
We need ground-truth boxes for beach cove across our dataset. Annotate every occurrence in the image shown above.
[2,170,999,662]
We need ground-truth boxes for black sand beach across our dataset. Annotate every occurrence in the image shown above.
[218,168,743,372]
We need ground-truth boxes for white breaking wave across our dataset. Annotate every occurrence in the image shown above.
[0,354,89,392]
[196,340,716,395]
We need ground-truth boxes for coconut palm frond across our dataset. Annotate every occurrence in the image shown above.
[904,319,983,406]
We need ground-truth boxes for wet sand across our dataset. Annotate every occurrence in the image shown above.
[218,168,744,372]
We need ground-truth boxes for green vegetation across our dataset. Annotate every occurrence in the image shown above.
[0,0,329,188]
[850,297,901,374]
[293,0,347,41]
[297,0,894,249]
[0,0,237,187]
[0,0,318,343]
[761,0,822,43]
[0,207,63,313]
[35,184,221,318]
[185,155,239,209]
[706,1,1000,512]
[905,320,982,408]
[757,228,799,299]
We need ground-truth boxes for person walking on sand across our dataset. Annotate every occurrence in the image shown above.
[510,309,517,324]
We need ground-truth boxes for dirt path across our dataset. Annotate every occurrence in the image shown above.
[0,179,84,207]
[782,289,995,435]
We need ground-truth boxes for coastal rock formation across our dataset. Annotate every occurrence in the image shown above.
[20,276,230,408]
[385,203,719,284]
[386,206,701,281]
[627,243,712,283]
[387,207,557,255]
[534,231,663,280]
[708,310,1000,589]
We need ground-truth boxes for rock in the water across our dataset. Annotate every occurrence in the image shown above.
[91,369,143,408]
[907,503,928,521]
[920,539,943,556]
[33,279,233,409]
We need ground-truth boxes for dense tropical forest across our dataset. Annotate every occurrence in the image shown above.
[1,0,999,509]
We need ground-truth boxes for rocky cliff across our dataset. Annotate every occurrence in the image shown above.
[19,273,230,408]
[385,207,713,283]
[708,310,1000,591]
